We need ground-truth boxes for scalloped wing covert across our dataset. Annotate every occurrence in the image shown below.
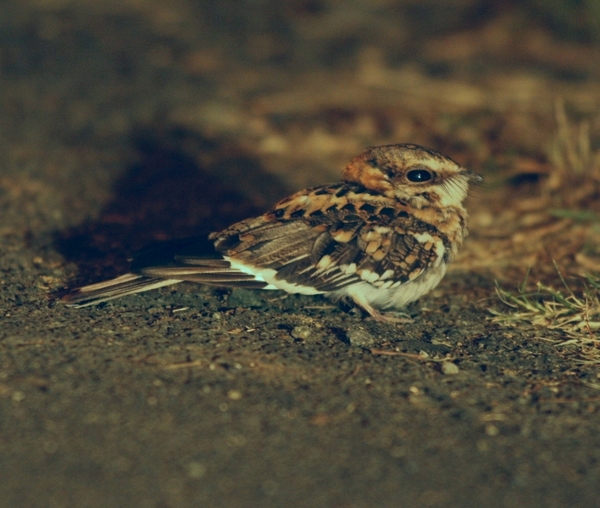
[209,183,450,293]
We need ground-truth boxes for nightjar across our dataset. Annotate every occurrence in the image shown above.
[61,144,482,322]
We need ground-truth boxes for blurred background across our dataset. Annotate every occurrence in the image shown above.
[1,0,599,286]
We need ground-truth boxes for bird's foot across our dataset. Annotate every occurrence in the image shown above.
[351,297,413,324]
[367,309,414,324]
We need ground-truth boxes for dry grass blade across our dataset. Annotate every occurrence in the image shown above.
[545,98,600,194]
[490,267,600,346]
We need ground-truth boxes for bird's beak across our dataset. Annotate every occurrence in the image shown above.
[462,170,483,184]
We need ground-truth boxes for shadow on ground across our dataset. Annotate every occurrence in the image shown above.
[54,126,290,286]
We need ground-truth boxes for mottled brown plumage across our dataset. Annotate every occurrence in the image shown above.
[61,144,482,322]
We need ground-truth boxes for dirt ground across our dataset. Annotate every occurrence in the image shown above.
[1,1,600,507]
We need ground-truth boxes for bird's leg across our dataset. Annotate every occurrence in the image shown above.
[351,295,413,324]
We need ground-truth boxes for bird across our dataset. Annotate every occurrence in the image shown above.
[60,144,482,322]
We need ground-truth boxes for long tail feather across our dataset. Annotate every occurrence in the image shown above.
[61,274,181,308]
[60,236,272,308]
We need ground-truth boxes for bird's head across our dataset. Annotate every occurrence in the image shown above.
[342,144,482,209]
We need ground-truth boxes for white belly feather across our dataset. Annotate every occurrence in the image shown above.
[225,256,324,295]
[226,256,447,311]
[330,263,447,311]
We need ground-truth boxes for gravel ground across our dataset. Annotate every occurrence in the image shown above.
[1,2,600,507]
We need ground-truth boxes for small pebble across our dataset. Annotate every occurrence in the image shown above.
[347,328,376,347]
[11,391,25,402]
[485,424,499,436]
[441,362,460,375]
[291,325,312,340]
[227,390,242,400]
[187,462,207,479]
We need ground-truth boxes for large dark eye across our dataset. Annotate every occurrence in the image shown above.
[406,169,432,182]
